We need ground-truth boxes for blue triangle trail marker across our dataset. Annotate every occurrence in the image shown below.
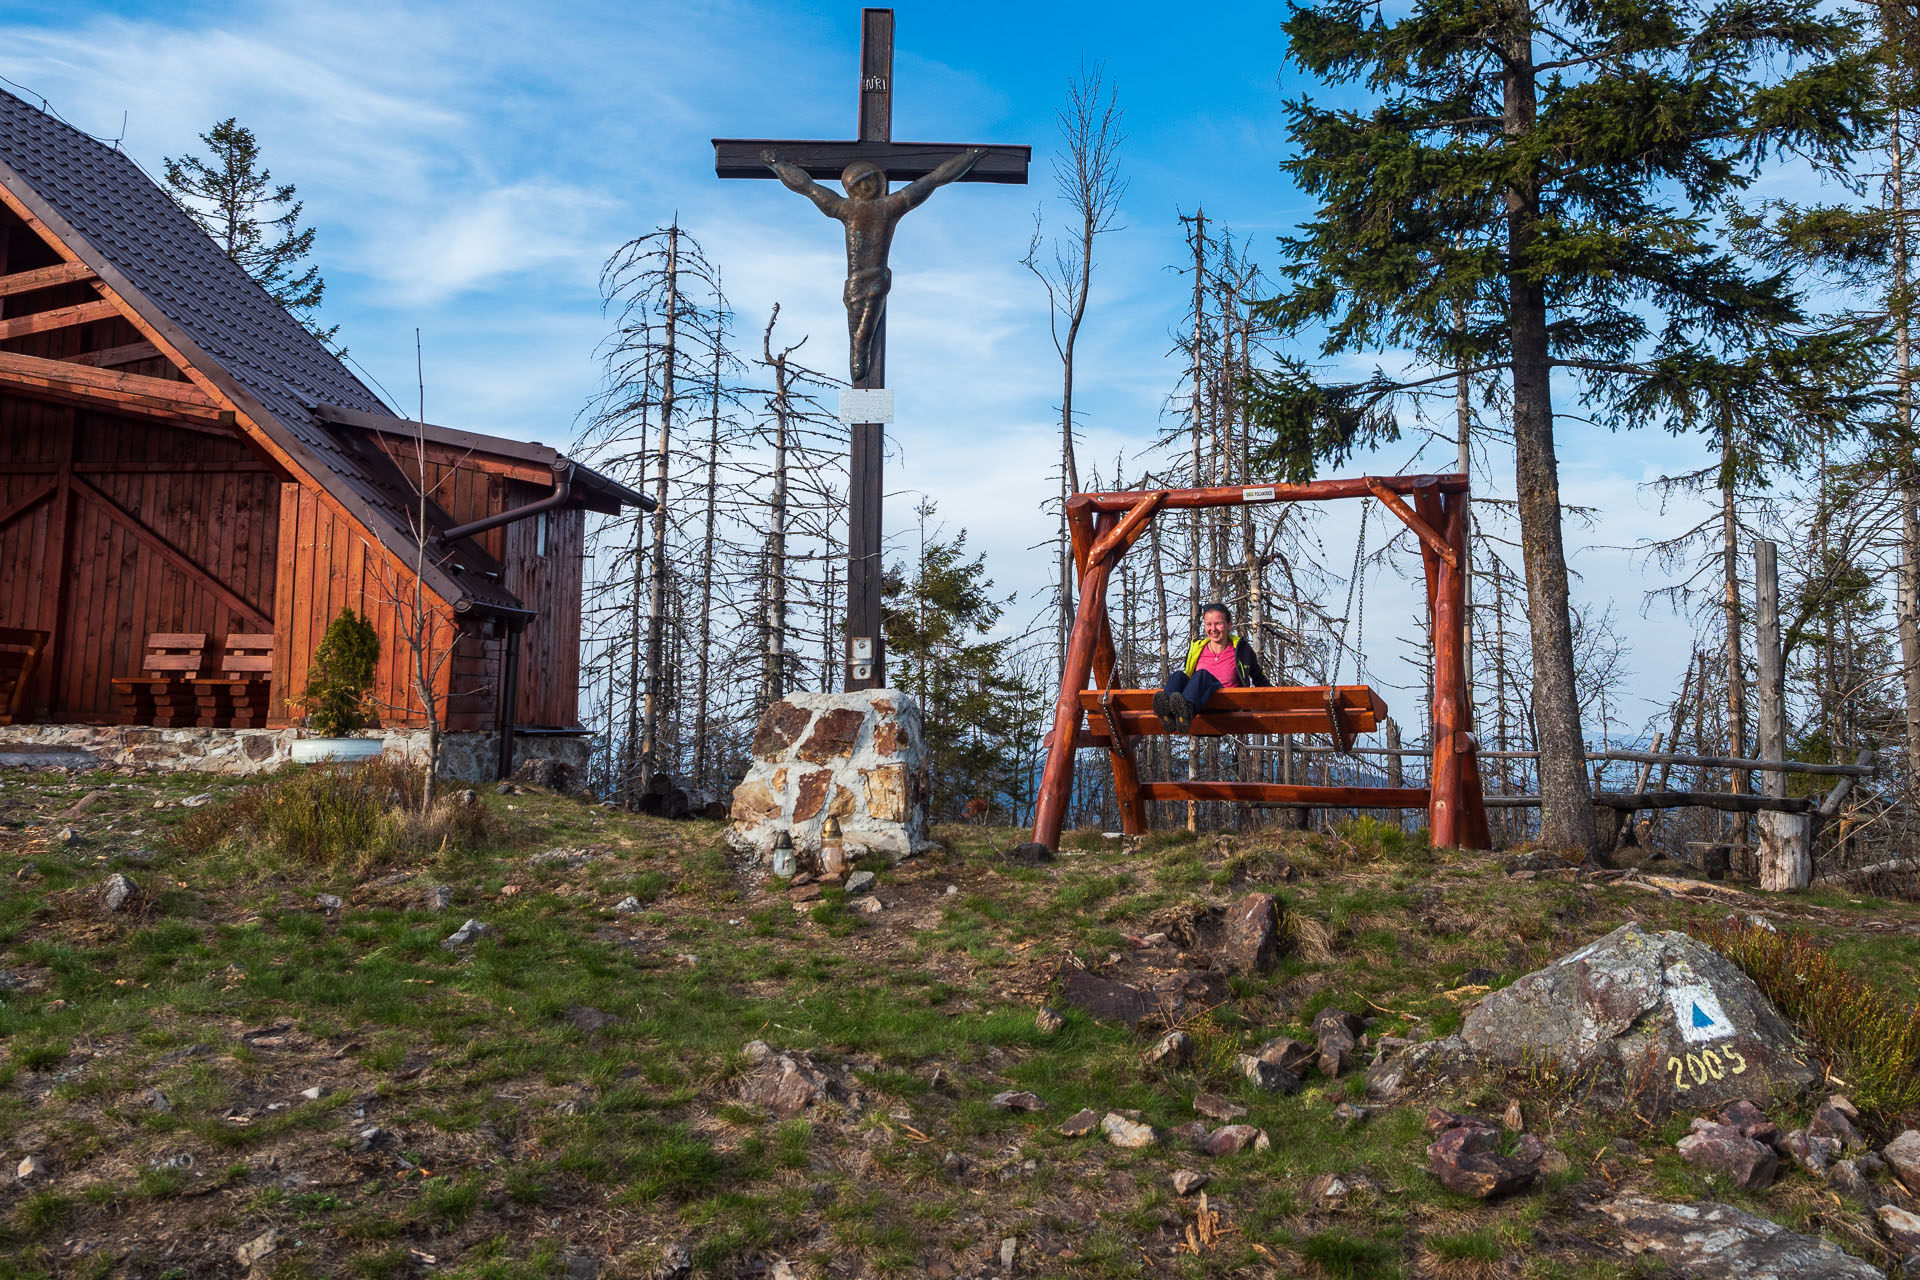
[1692,1003,1715,1029]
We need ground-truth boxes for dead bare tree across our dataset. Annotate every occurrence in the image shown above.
[1023,62,1127,662]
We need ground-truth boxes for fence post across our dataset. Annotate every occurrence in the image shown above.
[1755,540,1786,802]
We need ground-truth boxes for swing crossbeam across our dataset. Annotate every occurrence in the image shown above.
[1029,472,1490,851]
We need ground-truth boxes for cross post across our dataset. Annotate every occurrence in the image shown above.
[714,8,1028,692]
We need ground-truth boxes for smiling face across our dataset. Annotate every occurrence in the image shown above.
[1202,609,1230,645]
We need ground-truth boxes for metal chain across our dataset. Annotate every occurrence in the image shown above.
[1327,503,1368,686]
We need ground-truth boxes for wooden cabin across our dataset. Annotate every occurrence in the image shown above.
[0,89,647,760]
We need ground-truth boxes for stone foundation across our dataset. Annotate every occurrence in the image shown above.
[0,724,590,789]
[727,690,930,862]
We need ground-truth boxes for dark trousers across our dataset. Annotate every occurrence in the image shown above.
[1161,667,1223,712]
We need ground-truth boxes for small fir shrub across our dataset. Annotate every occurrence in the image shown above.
[302,608,379,736]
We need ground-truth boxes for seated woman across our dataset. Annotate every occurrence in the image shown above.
[1153,602,1267,733]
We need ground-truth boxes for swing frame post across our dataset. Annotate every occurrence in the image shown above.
[1029,472,1489,852]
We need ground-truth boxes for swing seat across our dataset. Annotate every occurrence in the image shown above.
[1071,683,1428,811]
[1076,684,1386,743]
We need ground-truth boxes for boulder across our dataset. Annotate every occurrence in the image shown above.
[1219,892,1282,973]
[1599,1197,1884,1280]
[1460,923,1817,1107]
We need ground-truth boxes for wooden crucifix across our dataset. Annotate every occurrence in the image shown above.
[714,7,1029,691]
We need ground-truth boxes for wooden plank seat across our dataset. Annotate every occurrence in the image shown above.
[0,627,49,724]
[1077,684,1386,742]
[191,633,274,727]
[112,632,207,726]
[1078,684,1424,811]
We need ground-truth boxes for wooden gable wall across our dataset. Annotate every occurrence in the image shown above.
[0,401,279,719]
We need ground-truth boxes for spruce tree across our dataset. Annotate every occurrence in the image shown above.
[164,118,336,346]
[1250,0,1877,855]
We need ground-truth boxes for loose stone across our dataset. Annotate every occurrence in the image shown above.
[16,1154,47,1180]
[315,893,343,912]
[1171,1170,1209,1195]
[1203,1124,1269,1156]
[442,919,493,949]
[1194,1092,1246,1122]
[1101,1113,1156,1148]
[1034,1007,1065,1034]
[1057,1108,1101,1137]
[1236,1054,1301,1093]
[990,1091,1046,1113]
[1332,1102,1370,1128]
[1882,1130,1920,1187]
[1145,1031,1193,1069]
[100,872,138,913]
[1676,1121,1778,1190]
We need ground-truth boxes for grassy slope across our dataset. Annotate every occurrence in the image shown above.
[2,769,1918,1279]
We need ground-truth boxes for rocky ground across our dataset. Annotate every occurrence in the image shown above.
[3,768,1920,1279]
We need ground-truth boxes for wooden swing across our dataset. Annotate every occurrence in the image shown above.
[1030,473,1491,851]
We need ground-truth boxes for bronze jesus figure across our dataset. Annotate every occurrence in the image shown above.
[762,148,984,383]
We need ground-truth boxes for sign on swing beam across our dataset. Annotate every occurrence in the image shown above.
[1242,485,1277,503]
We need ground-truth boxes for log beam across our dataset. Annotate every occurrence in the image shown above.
[0,348,228,423]
[0,260,96,296]
[1140,781,1431,808]
[0,298,119,341]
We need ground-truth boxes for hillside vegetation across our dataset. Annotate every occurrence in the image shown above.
[3,766,1919,1279]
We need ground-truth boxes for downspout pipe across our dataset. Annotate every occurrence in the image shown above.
[497,620,524,782]
[445,462,573,542]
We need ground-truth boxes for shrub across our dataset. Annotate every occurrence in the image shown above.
[1697,917,1920,1114]
[302,608,379,736]
[167,758,489,877]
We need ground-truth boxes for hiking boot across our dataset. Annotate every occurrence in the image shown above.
[1165,692,1193,733]
[1152,689,1175,728]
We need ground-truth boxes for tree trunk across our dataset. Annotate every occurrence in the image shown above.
[691,313,724,789]
[1721,428,1750,823]
[638,225,679,793]
[1892,98,1920,792]
[1501,3,1597,856]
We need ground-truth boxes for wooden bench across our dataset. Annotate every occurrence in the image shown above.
[0,627,48,724]
[1073,683,1432,812]
[111,633,207,726]
[191,633,274,728]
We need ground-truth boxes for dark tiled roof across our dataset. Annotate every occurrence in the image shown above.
[0,87,532,615]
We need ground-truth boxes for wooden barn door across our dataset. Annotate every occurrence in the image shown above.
[0,403,279,720]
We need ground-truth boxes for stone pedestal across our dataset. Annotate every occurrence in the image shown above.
[1756,811,1813,891]
[726,690,930,861]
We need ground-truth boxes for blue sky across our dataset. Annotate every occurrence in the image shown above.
[1,0,1750,738]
